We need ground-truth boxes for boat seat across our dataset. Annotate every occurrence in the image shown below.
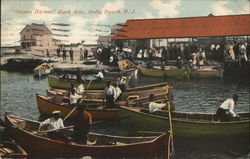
[127,95,139,100]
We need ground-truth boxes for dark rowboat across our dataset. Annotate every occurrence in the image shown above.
[119,106,250,140]
[5,114,173,158]
[0,133,27,158]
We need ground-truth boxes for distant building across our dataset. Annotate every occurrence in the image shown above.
[20,23,56,50]
[97,35,111,47]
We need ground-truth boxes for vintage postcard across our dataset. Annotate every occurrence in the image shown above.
[1,0,249,158]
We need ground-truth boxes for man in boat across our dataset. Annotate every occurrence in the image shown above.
[69,89,81,107]
[76,84,85,94]
[104,81,116,108]
[117,75,127,92]
[113,83,122,101]
[73,104,92,144]
[216,94,240,122]
[148,94,167,113]
[176,56,184,69]
[94,70,104,80]
[38,111,64,131]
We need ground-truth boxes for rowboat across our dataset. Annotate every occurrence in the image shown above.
[118,59,187,78]
[119,106,250,140]
[138,66,188,78]
[119,59,223,79]
[47,75,117,90]
[46,82,172,106]
[5,114,173,158]
[33,63,52,77]
[0,132,27,158]
[36,84,169,121]
[188,66,223,78]
[36,94,119,121]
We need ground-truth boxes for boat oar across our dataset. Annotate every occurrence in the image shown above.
[40,120,105,133]
[63,79,93,121]
[41,125,74,133]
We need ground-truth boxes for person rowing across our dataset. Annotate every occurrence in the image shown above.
[148,94,166,113]
[216,94,240,122]
[38,110,64,132]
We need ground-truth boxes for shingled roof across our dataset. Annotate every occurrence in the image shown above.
[112,14,250,40]
[20,23,52,35]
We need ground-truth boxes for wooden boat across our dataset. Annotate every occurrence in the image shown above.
[188,66,223,78]
[5,114,173,158]
[33,63,52,77]
[46,82,172,106]
[138,66,188,78]
[118,59,187,78]
[119,59,223,79]
[36,94,119,121]
[36,84,169,121]
[0,131,27,158]
[47,75,117,90]
[119,106,250,140]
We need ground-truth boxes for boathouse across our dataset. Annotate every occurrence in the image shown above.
[112,14,250,56]
[20,23,56,51]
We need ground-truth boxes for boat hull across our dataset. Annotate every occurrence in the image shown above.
[119,106,250,140]
[138,66,187,78]
[47,76,115,90]
[36,94,119,121]
[189,68,223,78]
[5,115,172,158]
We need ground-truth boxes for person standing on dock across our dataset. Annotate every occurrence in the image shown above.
[62,47,67,61]
[46,49,50,58]
[69,48,74,63]
[73,104,92,144]
[84,48,88,60]
[79,48,83,61]
[104,81,116,108]
[38,111,64,131]
[56,47,61,57]
[216,94,240,122]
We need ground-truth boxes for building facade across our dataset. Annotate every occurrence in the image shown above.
[20,23,56,51]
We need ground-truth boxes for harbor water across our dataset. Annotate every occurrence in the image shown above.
[0,70,249,159]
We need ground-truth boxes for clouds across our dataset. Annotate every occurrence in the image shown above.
[212,0,249,15]
[92,0,125,24]
[27,1,58,22]
[212,1,233,15]
[150,0,181,18]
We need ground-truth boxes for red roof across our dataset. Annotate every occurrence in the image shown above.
[112,14,250,40]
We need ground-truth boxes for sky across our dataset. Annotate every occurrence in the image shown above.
[1,0,249,46]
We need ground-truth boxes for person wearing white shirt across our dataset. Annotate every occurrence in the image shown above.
[76,84,85,94]
[94,70,104,80]
[38,111,64,131]
[148,94,166,113]
[216,94,240,121]
[104,82,116,108]
[70,89,80,106]
[113,83,122,101]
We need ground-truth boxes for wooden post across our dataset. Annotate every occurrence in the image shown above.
[167,101,173,134]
